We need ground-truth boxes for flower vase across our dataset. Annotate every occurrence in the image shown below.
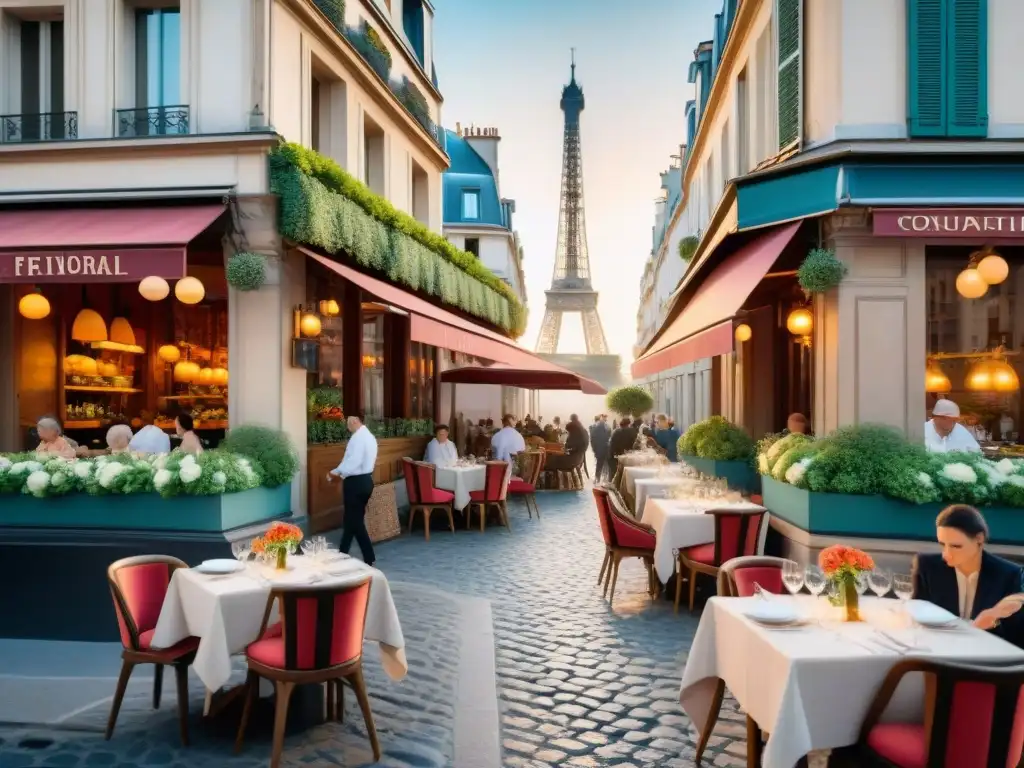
[275,548,287,571]
[842,577,861,622]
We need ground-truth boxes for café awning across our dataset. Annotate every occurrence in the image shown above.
[631,222,800,379]
[441,363,607,395]
[0,204,225,282]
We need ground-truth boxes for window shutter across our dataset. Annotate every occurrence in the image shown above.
[907,0,947,136]
[776,0,802,151]
[946,0,988,137]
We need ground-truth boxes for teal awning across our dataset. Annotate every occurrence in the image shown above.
[735,158,1024,230]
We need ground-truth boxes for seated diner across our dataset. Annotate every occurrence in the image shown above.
[175,413,204,455]
[34,416,77,459]
[424,423,458,467]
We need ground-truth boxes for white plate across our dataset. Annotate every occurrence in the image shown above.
[195,559,244,574]
[907,600,958,627]
[744,601,801,625]
[268,571,321,586]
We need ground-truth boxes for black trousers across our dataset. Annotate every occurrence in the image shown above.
[340,473,375,565]
[594,453,609,482]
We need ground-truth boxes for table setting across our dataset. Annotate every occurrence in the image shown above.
[680,545,1024,768]
[434,457,488,509]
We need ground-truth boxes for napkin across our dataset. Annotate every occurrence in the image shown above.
[906,600,958,626]
[268,571,322,586]
[745,600,801,624]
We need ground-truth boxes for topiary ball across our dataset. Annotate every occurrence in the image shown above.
[226,252,267,292]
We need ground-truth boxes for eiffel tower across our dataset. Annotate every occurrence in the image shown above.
[535,52,622,388]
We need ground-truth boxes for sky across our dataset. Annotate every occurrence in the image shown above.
[433,0,723,364]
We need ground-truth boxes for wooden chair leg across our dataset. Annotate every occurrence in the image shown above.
[408,507,417,534]
[746,714,764,766]
[608,554,621,604]
[152,663,163,709]
[447,505,455,533]
[523,495,533,519]
[173,661,190,747]
[598,550,610,585]
[336,679,345,722]
[423,509,431,541]
[531,494,540,518]
[688,567,698,612]
[695,678,727,764]
[500,501,511,531]
[234,669,259,753]
[270,680,296,768]
[674,564,684,614]
[351,666,382,761]
[105,658,135,741]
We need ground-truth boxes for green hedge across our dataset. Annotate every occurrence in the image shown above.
[678,416,755,462]
[271,144,526,337]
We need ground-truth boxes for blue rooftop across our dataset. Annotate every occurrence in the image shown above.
[442,129,506,227]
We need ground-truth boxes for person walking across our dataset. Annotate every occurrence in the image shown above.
[326,412,378,566]
[589,415,611,481]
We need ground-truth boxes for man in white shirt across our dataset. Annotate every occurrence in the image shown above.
[925,399,982,454]
[424,424,458,467]
[327,413,379,565]
[491,414,526,462]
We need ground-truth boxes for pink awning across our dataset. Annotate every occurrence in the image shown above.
[631,222,800,379]
[440,363,607,395]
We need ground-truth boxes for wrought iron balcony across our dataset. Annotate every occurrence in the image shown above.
[0,111,78,143]
[115,105,190,138]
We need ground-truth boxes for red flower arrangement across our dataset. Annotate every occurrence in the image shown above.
[818,545,875,580]
[252,522,303,566]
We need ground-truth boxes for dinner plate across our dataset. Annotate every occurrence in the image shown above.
[906,600,958,627]
[194,559,244,574]
[744,601,802,625]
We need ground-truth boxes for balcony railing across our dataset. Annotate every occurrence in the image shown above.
[115,106,190,138]
[0,111,78,143]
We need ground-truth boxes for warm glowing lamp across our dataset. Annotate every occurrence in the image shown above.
[18,292,50,320]
[174,276,205,305]
[198,367,214,385]
[157,345,181,363]
[965,359,996,391]
[734,323,752,343]
[109,317,136,346]
[786,308,813,337]
[977,253,1010,285]
[299,312,322,337]
[211,367,229,386]
[320,299,340,316]
[173,360,200,383]
[992,360,1020,392]
[71,308,108,342]
[925,364,952,393]
[956,268,988,299]
[138,276,170,301]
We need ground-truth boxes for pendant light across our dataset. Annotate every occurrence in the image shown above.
[956,268,988,299]
[109,304,136,346]
[734,323,752,343]
[71,288,107,343]
[786,307,813,337]
[139,276,170,301]
[157,344,181,363]
[925,362,951,393]
[975,247,1009,286]
[174,276,205,305]
[18,289,50,320]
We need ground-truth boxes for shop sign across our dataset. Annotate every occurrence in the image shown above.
[0,248,186,283]
[873,208,1024,238]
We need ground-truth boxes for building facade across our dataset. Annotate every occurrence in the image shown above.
[0,0,538,526]
[633,0,1024,449]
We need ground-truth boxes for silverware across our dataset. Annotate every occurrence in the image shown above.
[876,629,913,650]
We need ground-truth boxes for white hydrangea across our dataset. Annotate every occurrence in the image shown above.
[180,454,197,466]
[10,461,43,474]
[785,462,807,485]
[0,457,11,470]
[941,462,978,484]
[97,462,126,489]
[917,471,934,487]
[50,472,66,487]
[212,471,227,486]
[153,469,173,490]
[25,470,50,496]
[179,462,202,484]
[997,458,1018,475]
[1008,475,1024,489]
[73,462,93,479]
[979,463,1007,487]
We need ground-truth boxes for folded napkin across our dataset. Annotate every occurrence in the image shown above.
[268,571,322,586]
[906,600,958,626]
[745,600,801,624]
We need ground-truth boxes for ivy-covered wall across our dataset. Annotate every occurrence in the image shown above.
[270,143,526,337]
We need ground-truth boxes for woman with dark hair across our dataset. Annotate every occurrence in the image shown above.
[175,413,203,455]
[913,504,1024,641]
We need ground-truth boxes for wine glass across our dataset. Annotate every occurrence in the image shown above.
[231,540,251,563]
[893,573,915,635]
[301,539,315,557]
[782,560,804,595]
[855,571,869,596]
[868,569,892,598]
[805,565,827,597]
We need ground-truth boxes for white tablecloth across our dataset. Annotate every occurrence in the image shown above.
[680,596,1024,768]
[622,465,661,496]
[434,465,486,509]
[634,477,701,518]
[150,557,407,692]
[641,498,767,583]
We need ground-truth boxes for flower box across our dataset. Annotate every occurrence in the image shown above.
[0,483,293,533]
[761,476,1024,545]
[680,454,761,494]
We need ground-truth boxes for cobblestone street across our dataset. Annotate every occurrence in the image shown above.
[0,485,747,767]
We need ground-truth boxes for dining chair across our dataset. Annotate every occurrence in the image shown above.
[235,576,378,768]
[849,658,1024,767]
[675,508,766,613]
[717,555,789,597]
[508,450,546,519]
[467,460,512,532]
[402,457,456,541]
[106,555,198,746]
[593,486,658,605]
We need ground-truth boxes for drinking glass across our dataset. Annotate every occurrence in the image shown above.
[805,565,827,597]
[231,540,251,563]
[782,560,804,595]
[855,571,869,596]
[893,574,913,602]
[301,540,315,557]
[868,569,892,598]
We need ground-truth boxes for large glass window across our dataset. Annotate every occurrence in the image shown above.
[135,8,180,107]
[362,316,385,419]
[926,246,1024,444]
[409,342,436,420]
[462,190,480,220]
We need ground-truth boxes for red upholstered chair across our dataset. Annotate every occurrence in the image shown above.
[235,576,377,768]
[402,457,455,541]
[467,460,512,532]
[508,450,546,519]
[593,486,658,605]
[850,659,1024,768]
[676,508,766,613]
[106,555,198,745]
[716,555,789,597]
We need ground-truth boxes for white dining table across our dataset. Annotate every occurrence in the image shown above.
[641,497,767,583]
[634,476,701,518]
[434,464,487,509]
[150,556,407,697]
[680,595,1024,768]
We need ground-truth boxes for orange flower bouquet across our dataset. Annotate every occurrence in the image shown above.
[818,545,875,622]
[252,522,303,570]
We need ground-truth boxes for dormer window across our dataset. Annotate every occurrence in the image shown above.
[462,190,480,220]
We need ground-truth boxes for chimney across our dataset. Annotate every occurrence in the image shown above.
[462,124,502,189]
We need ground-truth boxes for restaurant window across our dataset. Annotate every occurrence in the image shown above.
[409,342,436,419]
[462,190,480,220]
[362,315,385,419]
[925,246,1024,444]
[135,8,180,108]
[11,19,65,141]
[465,237,480,258]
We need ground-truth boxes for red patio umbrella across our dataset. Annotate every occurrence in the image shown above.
[440,362,607,395]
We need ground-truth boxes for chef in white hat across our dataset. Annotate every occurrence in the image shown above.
[925,399,981,454]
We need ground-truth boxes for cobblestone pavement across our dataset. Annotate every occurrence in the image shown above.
[0,485,747,767]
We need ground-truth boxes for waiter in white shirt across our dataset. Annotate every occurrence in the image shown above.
[424,423,458,467]
[491,414,526,462]
[925,399,982,454]
[327,412,378,565]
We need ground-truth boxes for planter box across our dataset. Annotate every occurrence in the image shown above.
[680,454,761,494]
[761,476,1024,545]
[0,483,293,533]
